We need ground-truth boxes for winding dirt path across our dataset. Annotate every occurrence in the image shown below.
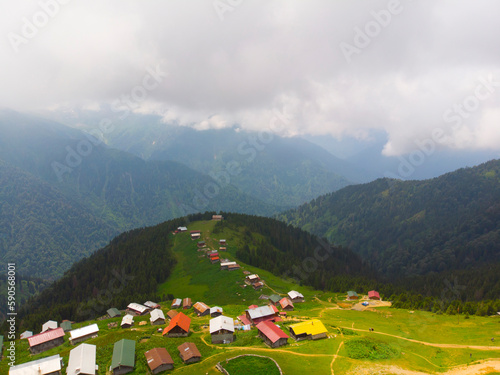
[339,327,500,351]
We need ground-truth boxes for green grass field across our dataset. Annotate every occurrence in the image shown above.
[3,220,500,375]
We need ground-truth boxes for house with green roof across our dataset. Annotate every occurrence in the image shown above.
[107,307,121,318]
[268,294,282,306]
[110,339,135,375]
[60,321,72,332]
[347,291,359,300]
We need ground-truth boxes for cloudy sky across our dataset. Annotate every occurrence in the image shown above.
[1,0,499,156]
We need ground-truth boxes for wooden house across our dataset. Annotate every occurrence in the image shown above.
[289,319,328,341]
[177,227,187,232]
[69,323,99,345]
[279,297,294,311]
[208,252,220,263]
[256,321,289,348]
[368,290,380,300]
[246,274,260,284]
[210,306,223,317]
[67,343,98,375]
[163,312,191,337]
[107,308,121,318]
[9,354,62,375]
[28,327,65,354]
[197,241,206,248]
[347,291,359,300]
[210,315,235,344]
[150,309,166,325]
[126,303,149,316]
[220,261,237,270]
[121,314,134,328]
[219,239,227,245]
[183,298,192,309]
[190,231,201,240]
[110,339,135,375]
[228,263,240,271]
[212,214,223,221]
[171,298,182,309]
[288,290,305,303]
[144,301,161,310]
[268,294,282,306]
[245,305,279,325]
[167,310,179,320]
[253,281,264,290]
[144,348,174,374]
[193,302,210,316]
[178,342,201,364]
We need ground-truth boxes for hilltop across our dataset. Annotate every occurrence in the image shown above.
[2,215,500,374]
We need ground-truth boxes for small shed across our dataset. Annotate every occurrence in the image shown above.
[171,298,182,309]
[256,321,289,348]
[178,342,201,364]
[69,323,99,345]
[183,298,192,309]
[210,306,223,318]
[110,339,135,375]
[28,327,65,354]
[42,320,58,332]
[347,291,359,300]
[279,297,294,311]
[210,315,235,344]
[193,302,210,316]
[67,343,98,375]
[144,348,174,374]
[107,308,121,318]
[288,290,305,303]
[121,314,134,329]
[150,309,166,325]
[163,312,191,337]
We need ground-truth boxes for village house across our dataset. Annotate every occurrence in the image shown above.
[268,294,282,306]
[210,306,223,317]
[288,290,305,303]
[121,314,134,329]
[126,302,149,316]
[212,214,223,221]
[110,339,135,375]
[69,323,99,345]
[210,315,235,344]
[144,348,174,374]
[368,290,381,300]
[245,274,260,284]
[28,327,65,354]
[178,342,201,364]
[220,261,237,270]
[253,281,264,290]
[163,312,191,337]
[167,310,179,320]
[208,252,220,263]
[219,246,227,251]
[219,239,226,245]
[228,263,240,271]
[190,230,201,240]
[150,309,166,325]
[193,301,211,316]
[42,320,58,332]
[9,354,63,375]
[171,298,182,309]
[107,307,121,318]
[256,321,289,348]
[177,226,187,232]
[347,291,359,300]
[144,301,161,310]
[197,240,206,248]
[183,298,192,309]
[279,297,294,311]
[289,319,328,341]
[245,305,280,325]
[20,330,33,339]
[67,343,98,375]
[60,320,72,332]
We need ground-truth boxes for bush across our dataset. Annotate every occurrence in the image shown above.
[345,337,400,360]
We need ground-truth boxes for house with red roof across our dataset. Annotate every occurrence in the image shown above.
[256,321,289,348]
[163,312,191,337]
[368,290,380,300]
[28,327,65,354]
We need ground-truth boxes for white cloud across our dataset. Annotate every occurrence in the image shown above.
[1,0,500,155]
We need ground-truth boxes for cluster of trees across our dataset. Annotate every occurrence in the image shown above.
[280,160,500,278]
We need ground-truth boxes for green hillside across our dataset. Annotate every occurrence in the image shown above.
[2,214,499,374]
[280,159,500,277]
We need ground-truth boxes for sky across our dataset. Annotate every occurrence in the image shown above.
[1,0,500,156]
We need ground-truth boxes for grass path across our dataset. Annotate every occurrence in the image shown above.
[339,326,500,351]
[330,341,344,375]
